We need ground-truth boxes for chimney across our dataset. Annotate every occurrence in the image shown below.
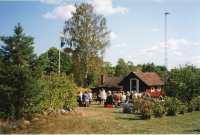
[101,75,105,85]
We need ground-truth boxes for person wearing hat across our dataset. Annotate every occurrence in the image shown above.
[104,90,113,107]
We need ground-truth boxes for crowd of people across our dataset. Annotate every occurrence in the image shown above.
[77,89,163,107]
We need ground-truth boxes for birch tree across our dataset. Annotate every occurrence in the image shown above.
[64,3,110,87]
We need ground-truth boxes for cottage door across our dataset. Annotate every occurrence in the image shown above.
[131,80,136,91]
[130,78,139,93]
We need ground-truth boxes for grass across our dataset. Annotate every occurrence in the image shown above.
[4,102,200,134]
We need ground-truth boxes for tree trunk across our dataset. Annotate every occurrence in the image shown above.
[84,65,88,88]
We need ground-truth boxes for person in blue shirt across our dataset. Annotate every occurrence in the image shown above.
[82,91,89,101]
[82,91,89,106]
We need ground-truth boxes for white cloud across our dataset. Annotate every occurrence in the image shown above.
[43,1,128,20]
[43,4,76,20]
[194,42,200,45]
[30,45,36,48]
[138,38,199,57]
[88,1,129,16]
[130,59,142,65]
[152,28,161,31]
[109,32,117,40]
[127,55,131,57]
[187,51,192,53]
[168,51,182,57]
[120,51,123,54]
[40,0,62,4]
[112,44,126,48]
[177,56,200,65]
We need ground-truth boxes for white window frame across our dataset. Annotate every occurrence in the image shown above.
[157,86,161,91]
[151,87,155,92]
[130,78,139,93]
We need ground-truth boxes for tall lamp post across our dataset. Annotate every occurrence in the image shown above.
[165,12,170,70]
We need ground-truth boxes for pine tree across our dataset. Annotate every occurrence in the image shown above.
[0,23,49,120]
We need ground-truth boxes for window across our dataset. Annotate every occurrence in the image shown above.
[151,87,155,92]
[157,86,161,91]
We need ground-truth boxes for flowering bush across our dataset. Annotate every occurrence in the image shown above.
[164,96,181,116]
[153,100,168,118]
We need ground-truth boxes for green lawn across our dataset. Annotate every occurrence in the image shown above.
[10,102,200,134]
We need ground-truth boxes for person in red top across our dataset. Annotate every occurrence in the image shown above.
[114,91,122,106]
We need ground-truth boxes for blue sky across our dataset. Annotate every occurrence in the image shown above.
[0,1,200,70]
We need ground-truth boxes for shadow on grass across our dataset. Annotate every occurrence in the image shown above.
[191,129,200,133]
[116,116,141,121]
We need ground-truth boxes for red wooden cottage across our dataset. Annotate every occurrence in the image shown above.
[118,72,165,98]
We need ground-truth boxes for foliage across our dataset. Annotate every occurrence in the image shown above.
[142,63,168,76]
[138,98,154,120]
[102,61,115,77]
[115,58,131,76]
[39,47,72,75]
[0,23,49,120]
[179,103,188,114]
[164,64,200,102]
[187,98,197,112]
[78,88,91,93]
[164,96,181,116]
[153,100,168,118]
[64,3,110,88]
[40,72,79,110]
[194,96,200,111]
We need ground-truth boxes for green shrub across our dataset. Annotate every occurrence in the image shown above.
[138,98,154,120]
[39,72,79,111]
[187,98,197,112]
[179,103,188,114]
[153,100,168,118]
[164,96,181,116]
[193,96,200,111]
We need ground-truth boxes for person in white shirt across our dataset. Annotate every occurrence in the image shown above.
[79,91,83,102]
[100,90,107,105]
[121,91,126,103]
[88,90,93,106]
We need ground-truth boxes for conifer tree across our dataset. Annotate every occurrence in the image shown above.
[0,23,48,120]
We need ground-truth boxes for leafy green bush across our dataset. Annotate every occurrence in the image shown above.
[187,98,197,112]
[153,100,168,118]
[138,98,154,120]
[39,72,79,111]
[179,103,188,114]
[193,96,200,111]
[164,96,181,116]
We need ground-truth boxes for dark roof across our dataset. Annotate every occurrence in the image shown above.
[99,76,124,88]
[118,72,164,86]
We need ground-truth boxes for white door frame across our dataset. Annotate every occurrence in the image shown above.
[130,78,139,93]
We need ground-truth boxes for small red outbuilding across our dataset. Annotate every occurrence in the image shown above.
[118,72,165,98]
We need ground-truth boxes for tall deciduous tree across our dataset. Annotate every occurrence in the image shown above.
[0,23,48,120]
[63,3,110,88]
[39,47,72,75]
[115,58,130,76]
[164,64,200,102]
[102,61,115,77]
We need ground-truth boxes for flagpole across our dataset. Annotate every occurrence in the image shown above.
[59,27,61,76]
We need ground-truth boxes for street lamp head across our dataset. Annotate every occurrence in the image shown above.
[165,12,171,14]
